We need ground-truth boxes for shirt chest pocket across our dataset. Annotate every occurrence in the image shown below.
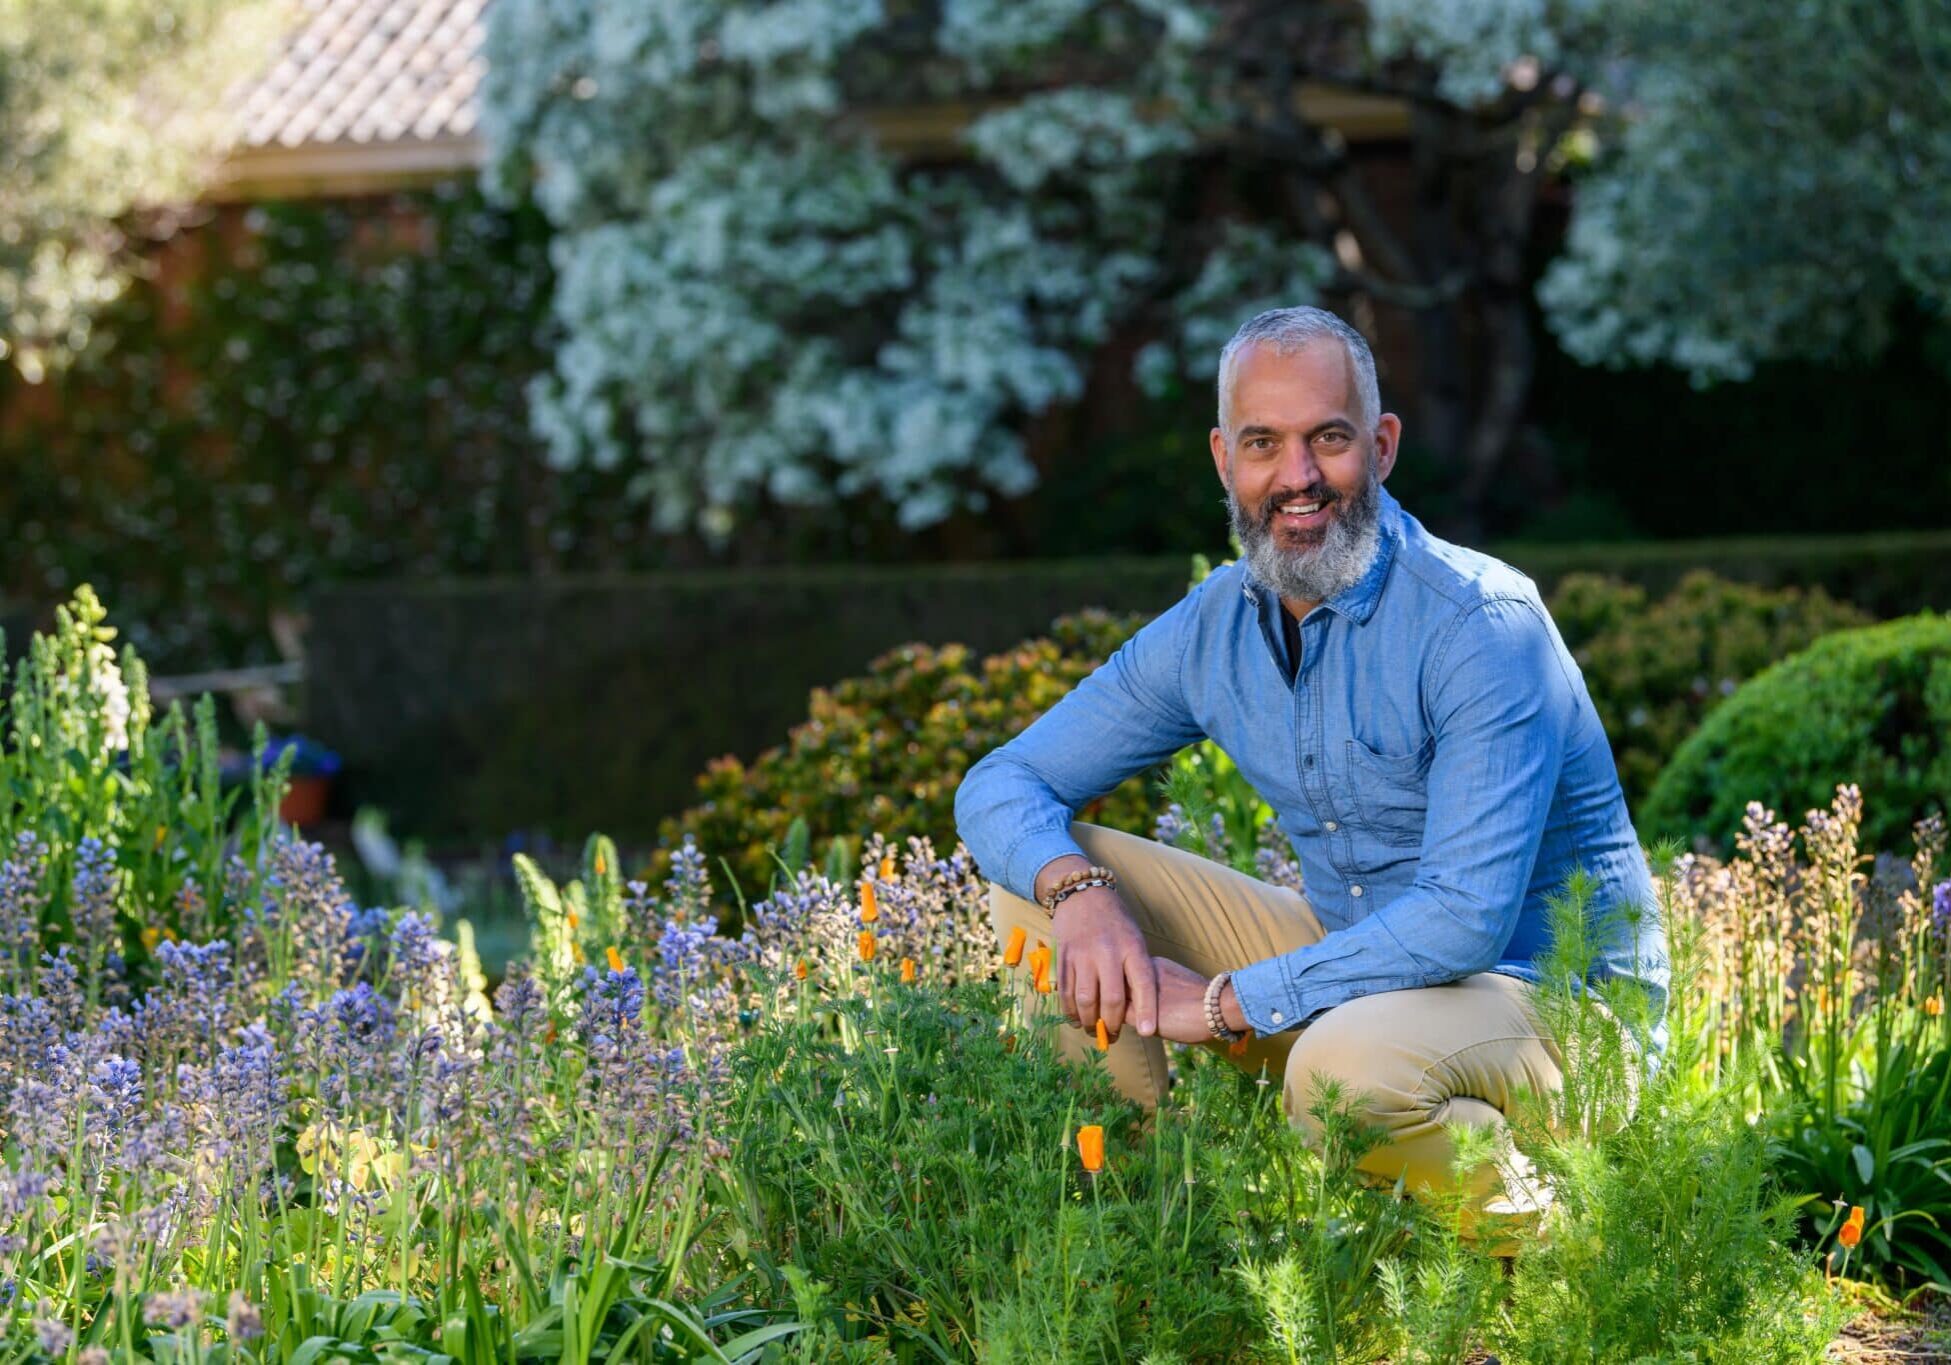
[1345,736,1433,847]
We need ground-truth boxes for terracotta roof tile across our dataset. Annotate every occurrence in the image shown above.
[232,0,486,151]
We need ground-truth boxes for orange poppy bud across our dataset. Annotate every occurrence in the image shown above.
[605,946,625,973]
[595,853,607,877]
[1030,945,1052,993]
[900,957,917,984]
[857,929,877,962]
[1840,1206,1864,1248]
[544,1021,558,1045]
[1927,995,1944,1017]
[1228,1033,1251,1059]
[794,959,809,981]
[879,855,897,881]
[566,910,579,930]
[1077,1124,1105,1174]
[1095,1019,1110,1051]
[1003,925,1028,966]
[859,880,879,923]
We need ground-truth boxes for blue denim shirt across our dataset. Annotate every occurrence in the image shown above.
[953,486,1668,1034]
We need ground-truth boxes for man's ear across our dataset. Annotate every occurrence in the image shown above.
[1209,426,1230,487]
[1373,413,1403,482]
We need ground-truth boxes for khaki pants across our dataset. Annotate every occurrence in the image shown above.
[990,823,1565,1207]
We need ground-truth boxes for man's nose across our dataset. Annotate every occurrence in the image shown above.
[1276,437,1323,490]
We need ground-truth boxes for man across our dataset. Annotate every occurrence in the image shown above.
[953,306,1667,1206]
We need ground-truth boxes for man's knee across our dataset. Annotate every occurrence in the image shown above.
[1279,994,1424,1142]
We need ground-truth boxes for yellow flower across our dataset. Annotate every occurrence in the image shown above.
[858,929,877,963]
[141,926,162,950]
[153,825,167,850]
[1077,1124,1105,1174]
[1003,925,1027,967]
[566,910,580,931]
[594,852,607,877]
[605,946,625,973]
[860,880,879,923]
[900,957,917,985]
[1926,995,1944,1018]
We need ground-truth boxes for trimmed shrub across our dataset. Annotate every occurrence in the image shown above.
[1642,614,1951,851]
[660,610,1152,900]
[1548,570,1872,807]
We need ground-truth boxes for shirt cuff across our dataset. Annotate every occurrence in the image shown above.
[1228,956,1297,1034]
[1005,826,1090,905]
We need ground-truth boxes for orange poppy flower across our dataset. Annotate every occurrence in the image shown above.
[859,880,879,923]
[1926,995,1944,1018]
[1228,1033,1252,1059]
[1095,1019,1110,1051]
[900,957,917,984]
[879,855,897,881]
[1030,945,1053,993]
[858,929,878,962]
[605,946,625,973]
[1840,1205,1865,1248]
[1003,925,1028,966]
[566,910,580,930]
[1077,1124,1105,1174]
[794,959,809,981]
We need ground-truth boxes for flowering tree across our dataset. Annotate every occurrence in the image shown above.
[1541,0,1951,385]
[481,0,1630,538]
[0,0,283,378]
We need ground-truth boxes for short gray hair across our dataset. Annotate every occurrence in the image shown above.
[1216,306,1381,437]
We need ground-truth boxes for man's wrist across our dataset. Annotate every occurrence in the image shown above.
[1219,979,1248,1034]
[1033,854,1093,908]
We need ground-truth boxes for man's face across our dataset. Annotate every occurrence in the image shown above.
[1208,339,1401,604]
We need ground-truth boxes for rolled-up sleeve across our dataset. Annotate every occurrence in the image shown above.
[953,586,1209,900]
[1230,595,1573,1033]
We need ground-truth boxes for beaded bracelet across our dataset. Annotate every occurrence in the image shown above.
[1040,863,1118,911]
[1046,876,1116,912]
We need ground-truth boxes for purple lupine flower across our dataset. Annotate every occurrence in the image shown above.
[33,1317,73,1353]
[209,1023,285,1153]
[86,1057,144,1136]
[265,836,357,979]
[141,939,236,1059]
[0,832,49,967]
[142,1286,201,1328]
[69,837,121,947]
[1933,879,1950,935]
[36,948,84,1034]
[387,912,438,999]
[578,964,646,1055]
[1153,803,1190,847]
[663,836,711,923]
[226,1290,263,1342]
[650,913,718,1013]
[622,879,659,950]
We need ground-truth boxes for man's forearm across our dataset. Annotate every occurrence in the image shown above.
[1037,852,1248,1035]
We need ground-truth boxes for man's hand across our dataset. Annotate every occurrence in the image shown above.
[1150,956,1252,1044]
[1038,858,1157,1041]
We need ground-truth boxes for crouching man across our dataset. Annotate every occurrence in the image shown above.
[952,306,1667,1214]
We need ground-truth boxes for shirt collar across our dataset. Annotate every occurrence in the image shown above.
[1238,483,1402,628]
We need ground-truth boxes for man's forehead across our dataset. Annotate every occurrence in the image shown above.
[1230,340,1357,425]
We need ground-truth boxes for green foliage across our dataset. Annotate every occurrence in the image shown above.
[1491,877,1842,1361]
[661,610,1153,902]
[1643,615,1951,852]
[0,585,292,986]
[1546,570,1871,807]
[0,0,284,375]
[0,182,629,673]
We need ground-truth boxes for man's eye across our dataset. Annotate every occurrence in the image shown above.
[1316,431,1348,447]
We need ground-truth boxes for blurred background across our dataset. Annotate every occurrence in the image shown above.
[3,0,1948,962]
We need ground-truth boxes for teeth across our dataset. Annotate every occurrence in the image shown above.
[1280,502,1324,515]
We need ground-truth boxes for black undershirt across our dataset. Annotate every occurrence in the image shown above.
[1280,604,1303,685]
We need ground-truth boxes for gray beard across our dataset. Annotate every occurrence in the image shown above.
[1226,453,1383,605]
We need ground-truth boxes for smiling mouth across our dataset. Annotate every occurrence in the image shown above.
[1269,496,1334,529]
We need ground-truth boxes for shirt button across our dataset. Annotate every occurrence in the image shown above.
[1304,754,1315,768]
[1324,820,1338,832]
[1350,884,1365,898]
[1270,1010,1284,1025]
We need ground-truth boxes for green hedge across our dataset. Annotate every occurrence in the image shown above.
[305,534,1949,845]
[1642,614,1951,853]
